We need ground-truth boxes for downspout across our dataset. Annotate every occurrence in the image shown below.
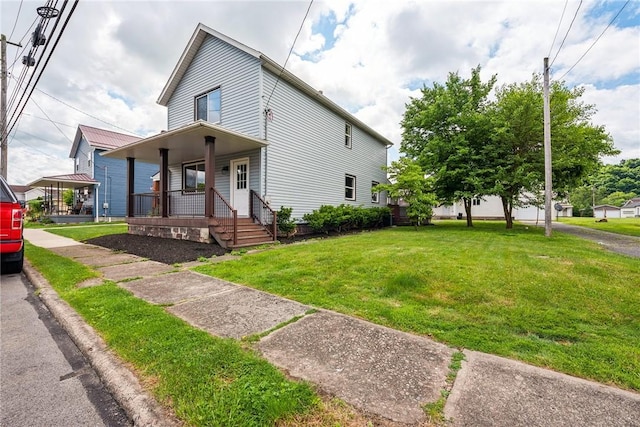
[95,183,100,222]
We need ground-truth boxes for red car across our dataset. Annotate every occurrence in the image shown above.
[0,176,24,274]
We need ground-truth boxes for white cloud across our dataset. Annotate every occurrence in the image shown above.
[1,0,638,184]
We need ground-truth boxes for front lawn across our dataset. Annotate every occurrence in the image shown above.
[195,221,640,391]
[559,217,640,237]
[45,223,128,241]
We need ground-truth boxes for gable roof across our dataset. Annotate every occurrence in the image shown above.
[69,125,141,158]
[157,23,393,147]
[621,197,640,208]
[594,204,621,210]
[10,185,31,194]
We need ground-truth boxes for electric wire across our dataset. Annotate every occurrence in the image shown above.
[30,96,74,144]
[549,0,583,68]
[8,0,25,40]
[557,0,631,81]
[8,16,38,71]
[7,1,59,118]
[547,0,569,58]
[264,0,314,110]
[7,0,78,137]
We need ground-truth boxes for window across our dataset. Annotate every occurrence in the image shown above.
[371,181,380,204]
[472,198,481,206]
[345,174,356,200]
[195,88,221,123]
[183,162,205,191]
[345,122,352,148]
[87,152,91,168]
[75,158,79,172]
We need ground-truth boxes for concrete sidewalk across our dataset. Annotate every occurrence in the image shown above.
[23,229,640,426]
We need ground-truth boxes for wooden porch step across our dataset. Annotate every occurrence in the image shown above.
[208,217,275,249]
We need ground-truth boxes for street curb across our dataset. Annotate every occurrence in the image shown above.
[23,260,180,427]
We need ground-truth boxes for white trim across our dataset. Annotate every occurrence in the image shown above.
[231,157,250,216]
[345,174,356,201]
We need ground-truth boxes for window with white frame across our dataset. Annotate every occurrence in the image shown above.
[345,122,352,148]
[183,161,205,191]
[195,88,221,123]
[87,152,92,168]
[371,181,380,203]
[472,198,481,206]
[345,174,356,200]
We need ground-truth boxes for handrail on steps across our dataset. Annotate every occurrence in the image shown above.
[250,190,277,240]
[211,188,237,246]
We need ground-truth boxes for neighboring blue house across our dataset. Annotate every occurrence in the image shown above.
[105,23,392,247]
[28,125,157,222]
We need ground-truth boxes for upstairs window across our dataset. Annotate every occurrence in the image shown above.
[472,198,481,206]
[371,181,380,204]
[345,174,356,200]
[345,122,352,148]
[195,88,221,123]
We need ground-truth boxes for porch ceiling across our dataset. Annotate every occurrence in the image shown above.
[101,121,268,164]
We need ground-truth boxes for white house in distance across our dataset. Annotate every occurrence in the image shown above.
[620,198,640,218]
[432,195,573,221]
[104,23,391,248]
[593,204,621,219]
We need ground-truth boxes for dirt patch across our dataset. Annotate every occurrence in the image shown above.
[86,234,228,265]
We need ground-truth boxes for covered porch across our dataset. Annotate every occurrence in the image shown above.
[103,121,277,248]
[27,174,100,223]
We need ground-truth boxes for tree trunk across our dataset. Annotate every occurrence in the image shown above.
[500,196,513,229]
[463,198,473,227]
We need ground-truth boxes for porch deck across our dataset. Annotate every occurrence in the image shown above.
[127,189,277,249]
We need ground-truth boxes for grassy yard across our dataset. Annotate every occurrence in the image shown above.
[559,217,640,237]
[44,223,127,241]
[25,243,322,426]
[195,221,640,391]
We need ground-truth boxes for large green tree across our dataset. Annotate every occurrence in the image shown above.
[487,76,616,227]
[401,66,496,227]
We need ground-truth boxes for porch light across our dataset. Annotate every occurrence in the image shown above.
[221,166,229,176]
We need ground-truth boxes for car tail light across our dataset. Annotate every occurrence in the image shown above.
[12,208,23,230]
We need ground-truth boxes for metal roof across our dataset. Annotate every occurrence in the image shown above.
[69,125,141,158]
[27,173,99,188]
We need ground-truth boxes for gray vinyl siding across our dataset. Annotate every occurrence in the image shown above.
[166,35,261,137]
[74,138,92,175]
[261,70,388,219]
[167,148,261,215]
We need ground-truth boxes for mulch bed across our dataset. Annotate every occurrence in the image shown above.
[86,234,228,264]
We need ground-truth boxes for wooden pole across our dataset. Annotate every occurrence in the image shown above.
[543,57,552,237]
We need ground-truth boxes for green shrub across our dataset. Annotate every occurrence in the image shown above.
[302,205,390,233]
[277,206,297,237]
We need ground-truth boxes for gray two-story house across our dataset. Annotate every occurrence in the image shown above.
[105,23,392,248]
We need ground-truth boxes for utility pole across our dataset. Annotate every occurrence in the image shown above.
[1,34,22,180]
[543,57,552,237]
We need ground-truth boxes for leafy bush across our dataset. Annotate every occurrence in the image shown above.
[302,205,390,233]
[276,206,297,237]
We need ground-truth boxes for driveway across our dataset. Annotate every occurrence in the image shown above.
[526,221,640,258]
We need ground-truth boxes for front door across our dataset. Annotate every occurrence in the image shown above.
[231,157,249,216]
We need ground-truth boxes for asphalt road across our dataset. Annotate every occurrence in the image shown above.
[0,271,130,427]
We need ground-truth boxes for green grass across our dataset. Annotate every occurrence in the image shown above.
[44,224,127,241]
[194,221,640,391]
[25,220,125,229]
[559,217,640,237]
[25,242,317,426]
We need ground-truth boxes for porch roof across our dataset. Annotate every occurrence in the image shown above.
[27,173,99,189]
[101,121,268,164]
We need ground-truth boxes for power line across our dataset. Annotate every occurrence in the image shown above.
[8,0,26,40]
[264,0,314,110]
[557,0,631,81]
[7,0,79,137]
[30,95,73,143]
[547,0,569,58]
[549,0,583,68]
[20,112,75,128]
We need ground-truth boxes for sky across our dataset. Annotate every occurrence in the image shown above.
[1,0,639,185]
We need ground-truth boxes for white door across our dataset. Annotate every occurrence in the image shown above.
[231,157,249,216]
